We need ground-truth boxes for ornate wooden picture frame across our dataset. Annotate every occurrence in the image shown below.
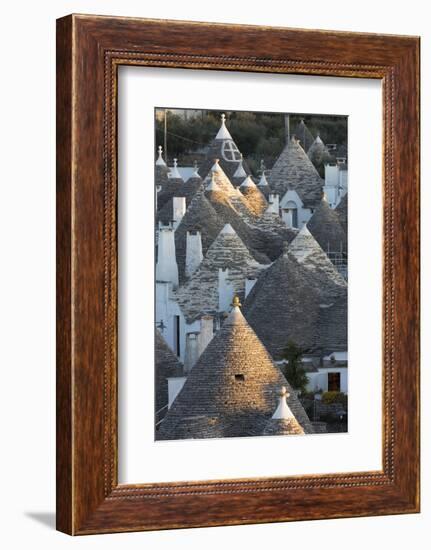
[56,14,420,535]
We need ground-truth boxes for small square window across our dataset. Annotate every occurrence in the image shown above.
[234,374,245,382]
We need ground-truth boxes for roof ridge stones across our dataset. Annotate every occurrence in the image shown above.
[268,136,324,208]
[157,303,313,440]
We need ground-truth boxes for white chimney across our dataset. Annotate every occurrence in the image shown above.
[184,332,200,373]
[155,185,162,211]
[218,268,235,313]
[199,315,214,355]
[173,196,186,227]
[245,278,257,298]
[185,231,203,278]
[268,193,280,213]
[156,223,179,288]
[282,208,293,228]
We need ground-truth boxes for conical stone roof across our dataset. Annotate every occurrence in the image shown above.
[335,192,348,236]
[257,172,271,198]
[174,189,224,283]
[263,386,305,436]
[307,135,334,175]
[268,137,323,208]
[287,225,347,287]
[157,178,185,210]
[156,180,203,225]
[307,196,347,254]
[174,225,267,323]
[232,155,249,187]
[203,161,256,223]
[155,330,184,420]
[157,302,313,440]
[155,164,170,192]
[198,115,252,181]
[205,185,270,265]
[250,211,298,261]
[243,228,347,358]
[315,293,348,354]
[291,119,315,151]
[239,176,268,216]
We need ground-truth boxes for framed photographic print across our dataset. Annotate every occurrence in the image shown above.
[56,14,420,535]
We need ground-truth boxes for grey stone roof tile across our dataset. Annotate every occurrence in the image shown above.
[335,192,348,236]
[157,305,313,440]
[243,227,347,358]
[307,196,347,254]
[155,330,184,419]
[307,135,335,171]
[174,189,225,283]
[204,188,271,265]
[268,137,324,208]
[174,225,268,323]
[291,119,315,152]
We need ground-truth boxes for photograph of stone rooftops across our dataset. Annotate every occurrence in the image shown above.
[155,108,348,440]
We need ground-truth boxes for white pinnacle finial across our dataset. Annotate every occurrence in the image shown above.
[156,145,166,166]
[233,155,247,179]
[215,114,233,140]
[240,175,256,188]
[169,157,183,180]
[206,171,220,191]
[221,223,236,236]
[192,160,199,175]
[211,158,221,172]
[298,223,312,236]
[272,386,295,420]
[258,172,269,187]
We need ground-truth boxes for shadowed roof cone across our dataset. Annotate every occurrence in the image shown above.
[157,300,313,440]
[307,195,348,254]
[291,118,315,152]
[335,192,348,236]
[307,134,334,171]
[155,330,184,421]
[243,229,347,358]
[174,189,225,283]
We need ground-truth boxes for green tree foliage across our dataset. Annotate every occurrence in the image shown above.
[280,340,309,395]
[155,109,347,173]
